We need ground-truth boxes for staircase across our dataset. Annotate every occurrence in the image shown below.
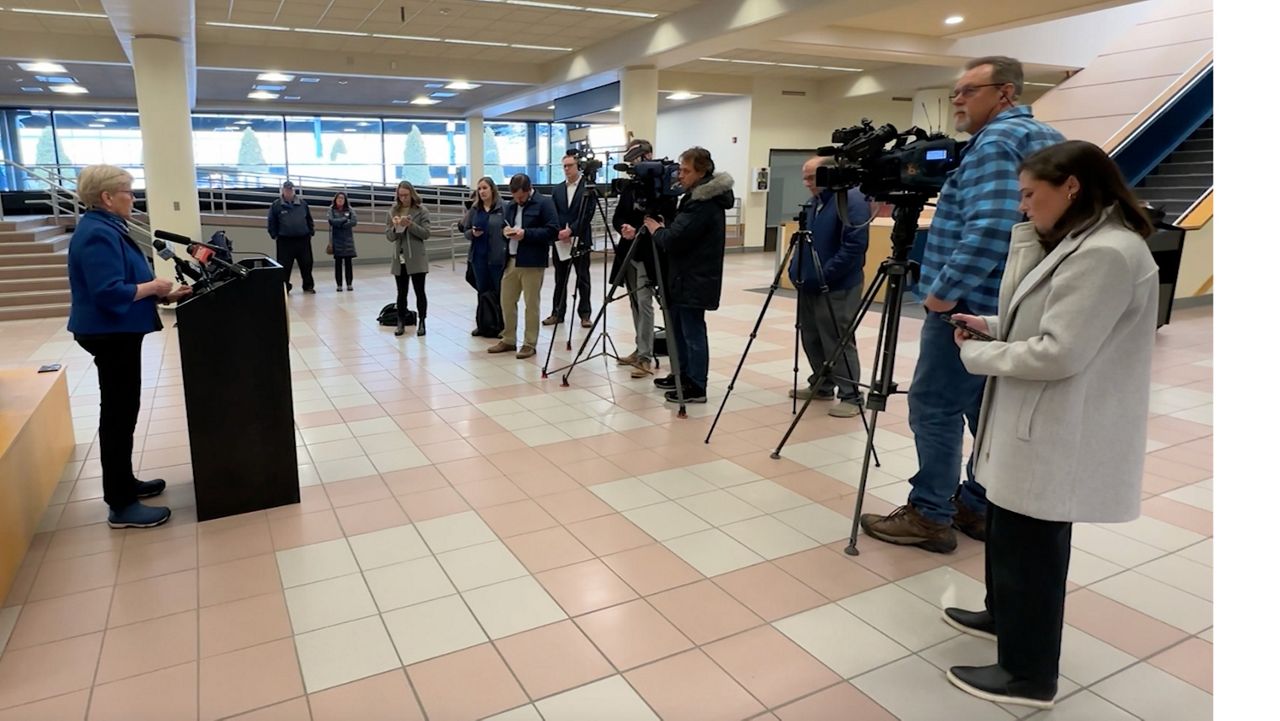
[1132,117,1213,222]
[0,216,72,322]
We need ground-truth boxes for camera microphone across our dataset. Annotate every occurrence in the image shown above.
[187,244,249,279]
[152,239,204,285]
[155,229,227,254]
[816,146,838,157]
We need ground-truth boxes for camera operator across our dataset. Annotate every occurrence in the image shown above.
[546,152,597,329]
[611,139,677,378]
[644,147,735,403]
[788,156,870,418]
[860,55,1064,553]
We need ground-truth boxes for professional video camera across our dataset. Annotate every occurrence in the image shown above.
[609,158,682,210]
[566,146,604,181]
[816,119,964,201]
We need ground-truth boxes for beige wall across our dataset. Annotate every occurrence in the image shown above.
[1176,217,1212,298]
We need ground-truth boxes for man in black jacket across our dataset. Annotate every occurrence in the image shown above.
[546,153,597,328]
[645,147,735,403]
[488,174,559,359]
[612,139,678,379]
[266,180,316,293]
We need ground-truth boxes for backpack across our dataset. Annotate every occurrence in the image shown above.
[475,290,503,338]
[377,303,417,327]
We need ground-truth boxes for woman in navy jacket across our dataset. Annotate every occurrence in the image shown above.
[68,165,191,529]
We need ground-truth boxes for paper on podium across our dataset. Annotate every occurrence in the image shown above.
[555,239,575,262]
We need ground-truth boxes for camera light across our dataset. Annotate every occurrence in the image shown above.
[667,92,701,101]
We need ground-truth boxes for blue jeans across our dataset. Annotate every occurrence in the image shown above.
[906,304,988,524]
[670,306,708,390]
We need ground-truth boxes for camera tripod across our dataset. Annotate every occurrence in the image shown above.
[704,204,877,465]
[543,185,690,417]
[541,178,605,363]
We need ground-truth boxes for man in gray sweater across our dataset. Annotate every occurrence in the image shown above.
[267,180,316,293]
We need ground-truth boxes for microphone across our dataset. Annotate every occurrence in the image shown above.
[187,244,250,279]
[155,229,226,253]
[151,239,204,284]
[816,146,838,157]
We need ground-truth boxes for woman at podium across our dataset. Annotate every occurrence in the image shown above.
[67,165,192,529]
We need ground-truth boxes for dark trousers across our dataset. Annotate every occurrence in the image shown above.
[277,236,315,291]
[797,284,863,401]
[74,333,145,510]
[395,264,427,318]
[670,306,709,391]
[985,501,1073,683]
[551,251,592,320]
[334,257,353,287]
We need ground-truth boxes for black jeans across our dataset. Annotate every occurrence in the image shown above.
[395,264,427,318]
[985,501,1073,683]
[74,333,146,510]
[551,251,592,320]
[276,235,315,291]
[334,257,354,287]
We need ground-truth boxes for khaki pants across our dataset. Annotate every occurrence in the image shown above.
[500,259,545,348]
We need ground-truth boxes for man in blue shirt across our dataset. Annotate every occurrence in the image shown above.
[860,56,1064,553]
[266,180,316,293]
[787,157,870,418]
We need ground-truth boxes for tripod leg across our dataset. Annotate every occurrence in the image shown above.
[651,244,687,419]
[706,231,804,443]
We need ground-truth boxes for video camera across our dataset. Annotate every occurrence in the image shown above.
[566,146,603,181]
[610,158,682,211]
[816,119,964,201]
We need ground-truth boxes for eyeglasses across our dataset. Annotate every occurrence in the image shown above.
[948,83,1005,101]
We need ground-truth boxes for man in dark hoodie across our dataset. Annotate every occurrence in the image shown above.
[644,146,735,404]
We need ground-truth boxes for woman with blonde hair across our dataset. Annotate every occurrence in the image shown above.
[68,164,191,528]
[384,180,431,336]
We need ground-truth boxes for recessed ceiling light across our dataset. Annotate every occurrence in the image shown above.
[410,97,440,105]
[234,120,252,125]
[20,87,45,93]
[283,95,301,100]
[299,77,320,83]
[256,72,295,82]
[248,90,279,100]
[667,92,701,101]
[10,8,108,18]
[547,105,555,110]
[441,38,507,47]
[19,62,67,74]
[254,84,286,92]
[610,105,621,112]
[293,27,368,37]
[93,118,117,123]
[357,121,372,126]
[206,21,289,31]
[337,80,349,85]
[584,7,657,18]
[88,123,106,128]
[945,15,965,25]
[511,43,573,51]
[49,84,89,94]
[446,81,481,90]
[820,66,863,72]
[430,92,457,98]
[372,33,442,42]
[343,128,357,132]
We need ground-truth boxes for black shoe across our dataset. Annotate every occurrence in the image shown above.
[943,607,996,641]
[665,385,707,403]
[304,288,316,294]
[952,496,986,542]
[946,665,1056,710]
[395,320,406,336]
[135,478,166,499]
[417,324,426,337]
[337,286,344,292]
[654,374,678,390]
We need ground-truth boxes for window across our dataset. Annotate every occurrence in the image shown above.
[383,119,467,187]
[483,121,532,184]
[191,114,286,187]
[51,110,143,184]
[0,109,54,190]
[285,116,384,186]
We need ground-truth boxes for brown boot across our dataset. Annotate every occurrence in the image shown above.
[617,351,638,367]
[860,504,957,554]
[630,358,653,378]
[487,341,517,354]
[516,345,537,359]
[952,497,986,542]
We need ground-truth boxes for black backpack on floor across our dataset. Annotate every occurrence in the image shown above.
[377,302,417,327]
[476,290,503,338]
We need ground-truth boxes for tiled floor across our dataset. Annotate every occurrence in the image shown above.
[0,253,1212,720]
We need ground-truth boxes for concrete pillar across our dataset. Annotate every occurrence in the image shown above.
[620,66,658,147]
[131,36,201,285]
[912,88,955,136]
[467,114,485,187]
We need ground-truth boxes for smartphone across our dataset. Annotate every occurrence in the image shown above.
[38,363,62,373]
[942,315,997,342]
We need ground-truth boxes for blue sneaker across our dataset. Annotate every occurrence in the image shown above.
[135,478,166,499]
[108,502,172,529]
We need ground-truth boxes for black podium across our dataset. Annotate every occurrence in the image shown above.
[176,257,299,521]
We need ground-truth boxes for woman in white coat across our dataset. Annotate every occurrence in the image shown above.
[944,140,1159,709]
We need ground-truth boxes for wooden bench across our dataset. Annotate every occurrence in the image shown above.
[0,366,75,601]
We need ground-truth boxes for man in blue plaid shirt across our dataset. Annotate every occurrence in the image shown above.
[861,56,1064,553]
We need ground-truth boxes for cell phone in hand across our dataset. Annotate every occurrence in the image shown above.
[942,315,996,342]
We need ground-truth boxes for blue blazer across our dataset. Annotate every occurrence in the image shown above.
[67,209,161,335]
[502,190,560,268]
[551,181,596,254]
[788,189,870,294]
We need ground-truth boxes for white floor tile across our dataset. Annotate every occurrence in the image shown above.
[462,576,567,639]
[816,461,901,490]
[726,479,811,513]
[1135,554,1212,600]
[589,477,667,512]
[869,480,911,507]
[777,442,847,469]
[369,447,431,473]
[294,615,401,693]
[347,417,401,437]
[773,603,910,678]
[896,567,988,611]
[773,503,853,544]
[306,438,366,463]
[852,656,1015,721]
[636,469,715,500]
[1057,625,1138,686]
[414,511,499,553]
[1092,663,1213,721]
[314,456,378,483]
[1163,485,1212,511]
[720,515,820,560]
[557,419,612,439]
[1070,525,1165,568]
[662,528,765,577]
[284,572,378,633]
[1176,538,1212,567]
[364,556,457,612]
[348,524,431,571]
[1104,516,1205,553]
[533,405,588,423]
[623,502,711,541]
[1024,691,1139,720]
[676,490,765,526]
[512,425,576,447]
[1090,571,1213,633]
[383,594,488,664]
[493,411,547,432]
[436,540,529,591]
[276,538,360,588]
[838,584,960,652]
[300,425,353,447]
[1066,549,1125,587]
[356,430,415,454]
[684,460,762,488]
[536,675,658,721]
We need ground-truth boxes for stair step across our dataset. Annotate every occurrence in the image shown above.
[0,252,69,268]
[0,236,72,255]
[1137,186,1208,201]
[1177,138,1212,152]
[1152,161,1213,176]
[0,277,66,293]
[1168,149,1213,164]
[0,264,66,280]
[0,216,55,232]
[0,301,71,322]
[0,226,66,243]
[1141,173,1213,189]
[0,289,70,308]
